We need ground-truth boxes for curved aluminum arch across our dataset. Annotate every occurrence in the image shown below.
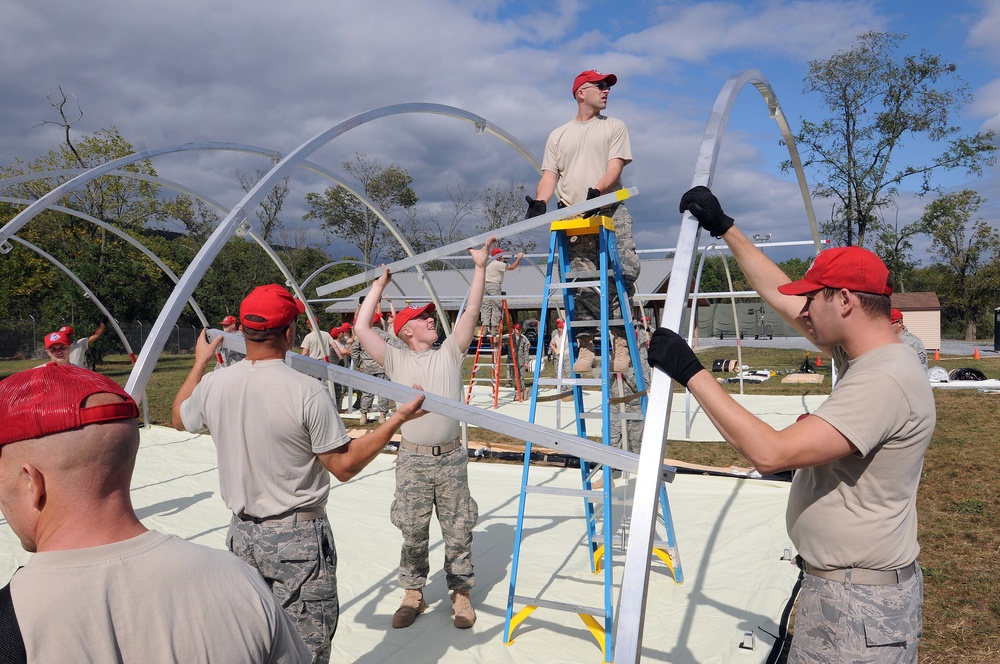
[0,195,212,329]
[124,104,541,397]
[0,154,454,330]
[9,236,135,361]
[617,70,821,662]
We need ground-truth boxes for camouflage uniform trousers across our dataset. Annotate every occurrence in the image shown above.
[789,564,923,664]
[607,329,650,454]
[480,281,503,334]
[358,359,392,416]
[390,445,478,591]
[227,515,338,664]
[508,334,532,387]
[567,203,640,350]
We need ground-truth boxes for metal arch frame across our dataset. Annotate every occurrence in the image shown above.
[615,70,822,662]
[121,104,543,398]
[1,169,327,340]
[0,195,212,329]
[8,236,136,361]
[0,155,453,334]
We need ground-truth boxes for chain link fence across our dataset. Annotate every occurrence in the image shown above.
[1,319,203,361]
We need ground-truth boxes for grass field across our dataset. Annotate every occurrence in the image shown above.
[3,346,999,662]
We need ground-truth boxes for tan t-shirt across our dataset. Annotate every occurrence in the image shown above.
[788,343,935,570]
[384,334,463,445]
[10,530,310,663]
[300,330,334,360]
[485,259,507,284]
[180,359,349,517]
[541,114,632,206]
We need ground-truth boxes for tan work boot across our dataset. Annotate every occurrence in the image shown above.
[451,590,476,629]
[358,411,368,425]
[612,332,632,372]
[573,335,596,373]
[392,589,427,628]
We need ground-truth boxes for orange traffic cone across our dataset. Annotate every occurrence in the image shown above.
[816,354,822,367]
[934,349,940,361]
[974,348,981,360]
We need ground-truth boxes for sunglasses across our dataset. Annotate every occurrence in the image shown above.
[581,81,612,92]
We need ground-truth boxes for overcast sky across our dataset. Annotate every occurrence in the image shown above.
[2,0,998,274]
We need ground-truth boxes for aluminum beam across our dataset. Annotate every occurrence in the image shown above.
[208,329,675,481]
[614,70,819,662]
[315,188,637,296]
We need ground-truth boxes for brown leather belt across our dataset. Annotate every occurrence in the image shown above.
[236,507,327,524]
[800,558,918,586]
[398,437,462,456]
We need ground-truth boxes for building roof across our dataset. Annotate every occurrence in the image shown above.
[318,257,674,314]
[891,292,941,311]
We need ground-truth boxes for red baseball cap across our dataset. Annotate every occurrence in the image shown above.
[556,319,565,329]
[0,364,139,446]
[777,247,893,297]
[514,323,522,331]
[891,308,903,323]
[572,69,617,97]
[59,325,75,338]
[491,247,504,257]
[219,315,238,326]
[394,303,436,336]
[239,284,306,331]
[45,331,71,349]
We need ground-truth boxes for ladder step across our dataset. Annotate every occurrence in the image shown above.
[550,279,601,290]
[579,412,645,421]
[536,377,603,387]
[524,485,603,500]
[511,595,604,617]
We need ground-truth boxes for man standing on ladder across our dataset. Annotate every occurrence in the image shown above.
[651,187,934,663]
[525,68,640,374]
[480,246,523,340]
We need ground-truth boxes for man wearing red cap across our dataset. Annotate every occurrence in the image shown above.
[172,284,425,662]
[648,188,934,663]
[42,330,73,366]
[217,314,246,367]
[354,239,495,631]
[891,309,928,370]
[526,68,640,375]
[480,246,523,339]
[59,318,106,369]
[0,364,310,662]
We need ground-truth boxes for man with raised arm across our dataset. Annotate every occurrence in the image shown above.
[648,187,934,663]
[173,284,425,663]
[353,238,495,631]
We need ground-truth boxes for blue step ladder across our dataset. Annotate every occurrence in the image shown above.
[503,215,684,662]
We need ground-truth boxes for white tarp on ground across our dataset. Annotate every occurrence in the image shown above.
[1,425,800,663]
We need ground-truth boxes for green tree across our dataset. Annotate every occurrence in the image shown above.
[0,95,168,332]
[782,31,997,248]
[303,153,419,266]
[915,189,999,341]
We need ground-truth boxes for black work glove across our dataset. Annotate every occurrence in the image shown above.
[99,315,109,325]
[586,187,600,200]
[647,328,704,388]
[679,185,734,238]
[525,196,546,219]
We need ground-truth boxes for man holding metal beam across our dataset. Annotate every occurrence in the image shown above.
[527,68,640,374]
[650,186,934,664]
